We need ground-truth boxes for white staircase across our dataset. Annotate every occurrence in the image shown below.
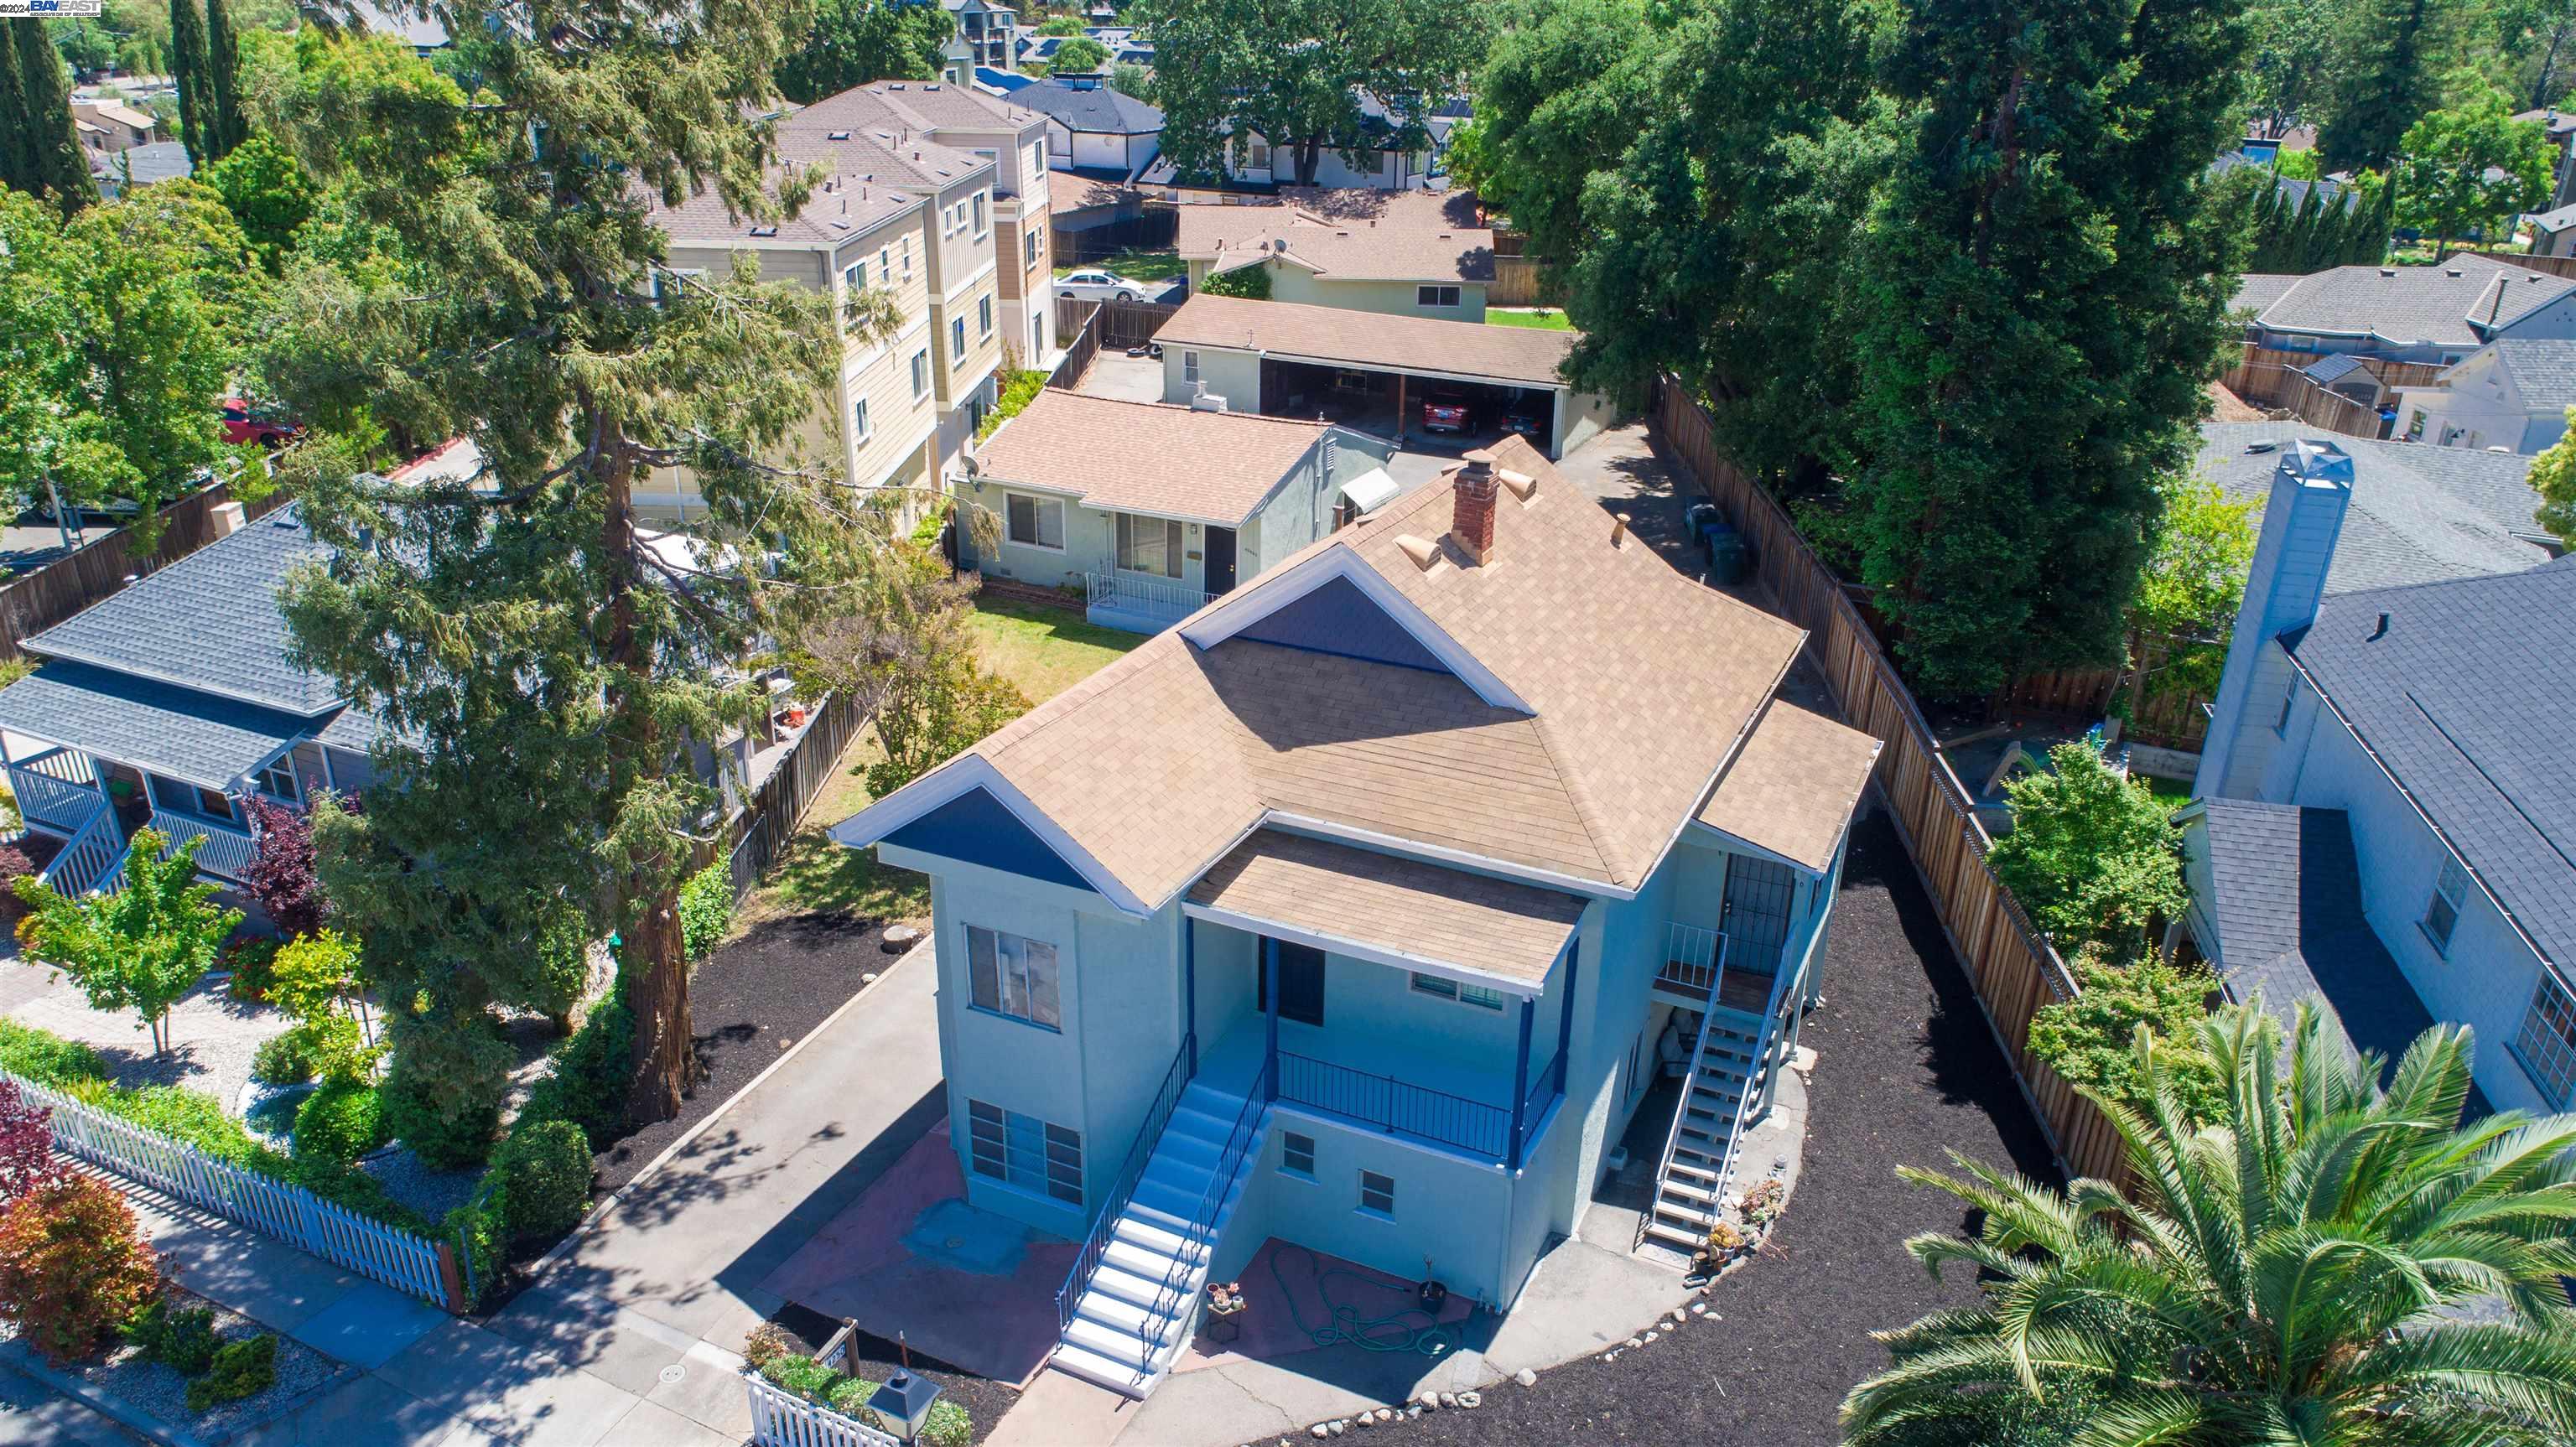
[1051,1081,1267,1398]
[1639,1005,1778,1255]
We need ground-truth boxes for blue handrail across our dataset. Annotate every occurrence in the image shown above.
[1057,1031,1195,1335]
[1275,1050,1556,1163]
[1143,1056,1269,1362]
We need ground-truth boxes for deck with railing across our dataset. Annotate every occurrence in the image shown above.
[151,809,257,882]
[8,746,106,832]
[1658,922,1777,1014]
[1084,572,1213,629]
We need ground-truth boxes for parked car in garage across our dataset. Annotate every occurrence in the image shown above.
[1421,387,1475,436]
[1057,269,1156,303]
[1499,391,1548,440]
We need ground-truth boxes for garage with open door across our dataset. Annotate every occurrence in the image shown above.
[1154,293,1614,460]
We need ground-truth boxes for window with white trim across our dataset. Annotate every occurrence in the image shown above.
[1182,350,1201,384]
[1114,512,1182,577]
[2514,967,2576,1107]
[1025,230,1041,267]
[843,261,867,293]
[1280,1131,1315,1178]
[979,293,994,337]
[911,348,930,399]
[952,315,968,364]
[966,1098,1083,1204]
[2422,857,2470,956]
[851,396,872,444]
[1358,1170,1394,1216]
[1409,972,1505,1010]
[2274,680,2298,735]
[966,924,1062,1028]
[1007,494,1066,549]
[1415,284,1461,309]
[973,190,988,236]
[902,236,913,277]
[879,247,893,286]
[256,756,299,804]
[1248,142,1270,171]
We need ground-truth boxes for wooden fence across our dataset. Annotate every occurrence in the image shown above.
[717,690,866,903]
[0,481,293,662]
[1488,255,1550,308]
[2456,246,2576,279]
[2215,347,2386,438]
[1996,634,2216,752]
[8,1067,462,1311]
[1049,300,1104,392]
[742,1317,902,1447]
[1650,381,2132,1187]
[1052,295,1177,355]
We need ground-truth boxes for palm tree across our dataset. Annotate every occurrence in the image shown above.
[1842,1003,2576,1445]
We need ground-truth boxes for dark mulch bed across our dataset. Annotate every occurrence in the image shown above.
[766,1301,1018,1446]
[1399,812,2063,1447]
[589,910,897,1196]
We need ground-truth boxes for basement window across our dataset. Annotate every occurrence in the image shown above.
[1358,1170,1395,1218]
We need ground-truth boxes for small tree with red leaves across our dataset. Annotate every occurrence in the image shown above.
[243,796,345,939]
[0,1173,159,1361]
[0,1081,64,1204]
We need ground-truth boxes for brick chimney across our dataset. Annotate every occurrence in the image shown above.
[1451,449,1499,564]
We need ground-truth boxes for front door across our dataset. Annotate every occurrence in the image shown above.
[1259,940,1326,1025]
[1721,853,1798,977]
[1203,526,1239,595]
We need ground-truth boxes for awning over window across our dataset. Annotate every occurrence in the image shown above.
[1337,467,1400,516]
[1183,828,1585,993]
[0,662,309,792]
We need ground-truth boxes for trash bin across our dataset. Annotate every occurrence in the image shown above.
[1706,531,1749,585]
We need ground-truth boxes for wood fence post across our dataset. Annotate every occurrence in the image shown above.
[437,1239,471,1315]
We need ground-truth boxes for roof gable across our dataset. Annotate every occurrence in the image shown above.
[882,786,1096,892]
[1229,573,1451,673]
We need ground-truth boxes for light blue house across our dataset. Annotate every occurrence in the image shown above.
[834,438,1883,1396]
[958,388,1398,632]
[2185,433,2573,1118]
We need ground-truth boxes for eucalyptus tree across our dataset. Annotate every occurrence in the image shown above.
[260,1,911,1140]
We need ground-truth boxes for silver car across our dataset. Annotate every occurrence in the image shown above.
[1054,268,1155,303]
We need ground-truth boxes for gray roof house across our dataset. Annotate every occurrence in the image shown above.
[2186,437,2576,1114]
[2235,256,2576,365]
[2195,422,2556,591]
[2387,335,2576,455]
[0,507,383,898]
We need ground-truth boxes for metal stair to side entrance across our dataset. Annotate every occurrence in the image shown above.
[1637,1006,1778,1255]
[1049,1080,1268,1398]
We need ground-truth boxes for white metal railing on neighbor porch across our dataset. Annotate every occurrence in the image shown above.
[8,747,104,832]
[37,806,125,897]
[152,810,258,882]
[1085,571,1213,622]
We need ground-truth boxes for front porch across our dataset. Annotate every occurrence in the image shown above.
[4,739,276,896]
[1084,570,1215,635]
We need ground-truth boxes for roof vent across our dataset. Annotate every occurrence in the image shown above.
[2368,611,2389,640]
[2379,267,2397,277]
[1395,534,1442,572]
[750,224,779,237]
[1496,466,1537,503]
[2445,267,2464,277]
[828,130,852,141]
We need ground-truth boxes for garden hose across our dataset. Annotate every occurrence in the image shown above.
[1268,1243,1457,1358]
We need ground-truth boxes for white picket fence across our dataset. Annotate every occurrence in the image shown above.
[5,1068,457,1310]
[744,1372,901,1447]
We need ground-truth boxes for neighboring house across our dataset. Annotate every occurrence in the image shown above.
[2513,107,2576,212]
[2526,200,2576,258]
[2391,337,2576,453]
[832,435,1882,1397]
[0,506,378,901]
[2188,437,2574,1117]
[2233,256,2576,366]
[1158,293,1614,459]
[91,141,192,198]
[1010,75,1162,180]
[956,389,1397,630]
[1174,188,1495,321]
[2299,352,2382,408]
[2197,421,2557,578]
[2236,126,2317,165]
[70,100,156,153]
[943,0,1020,79]
[1139,106,1441,194]
[342,0,454,56]
[645,80,1048,517]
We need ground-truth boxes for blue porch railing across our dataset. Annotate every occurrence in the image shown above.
[1057,1031,1196,1335]
[1275,1050,1557,1164]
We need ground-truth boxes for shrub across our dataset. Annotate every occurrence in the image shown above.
[0,1017,109,1087]
[0,1174,160,1362]
[252,1014,374,1087]
[1986,743,2188,956]
[765,1353,839,1401]
[742,1322,793,1372]
[121,1087,262,1164]
[184,1333,278,1411]
[219,934,283,1003]
[268,931,362,1027]
[519,980,632,1144]
[122,1296,220,1376]
[824,1376,885,1418]
[379,1009,511,1170]
[1200,263,1271,299]
[491,1119,592,1242]
[922,1399,972,1447]
[242,796,331,938]
[292,1080,389,1164]
[441,1200,502,1310]
[0,1080,63,1203]
[0,843,34,926]
[250,1023,320,1085]
[2028,948,2223,1126]
[678,862,733,962]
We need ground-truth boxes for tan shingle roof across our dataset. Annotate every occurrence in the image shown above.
[922,433,1809,905]
[1160,294,1576,388]
[1696,700,1882,873]
[1187,830,1585,987]
[972,391,1328,525]
[1176,189,1496,283]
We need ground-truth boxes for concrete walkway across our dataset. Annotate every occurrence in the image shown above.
[24,941,943,1447]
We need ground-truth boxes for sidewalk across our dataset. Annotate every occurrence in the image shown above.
[33,939,943,1447]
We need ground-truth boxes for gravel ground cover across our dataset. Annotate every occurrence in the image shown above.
[0,957,291,1109]
[0,1284,351,1446]
[1391,815,2063,1447]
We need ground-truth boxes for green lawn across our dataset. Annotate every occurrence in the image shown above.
[2139,773,2194,810]
[1487,307,1574,330]
[1054,249,1187,283]
[966,597,1144,703]
[736,599,1140,926]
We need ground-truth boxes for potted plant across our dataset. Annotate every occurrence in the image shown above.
[1417,1258,1447,1315]
[1695,1219,1748,1276]
[1204,1280,1247,1343]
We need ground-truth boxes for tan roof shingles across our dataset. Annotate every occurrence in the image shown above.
[931,432,1812,905]
[1175,189,1497,284]
[1158,294,1577,389]
[1187,830,1585,987]
[971,391,1329,525]
[1696,700,1883,873]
